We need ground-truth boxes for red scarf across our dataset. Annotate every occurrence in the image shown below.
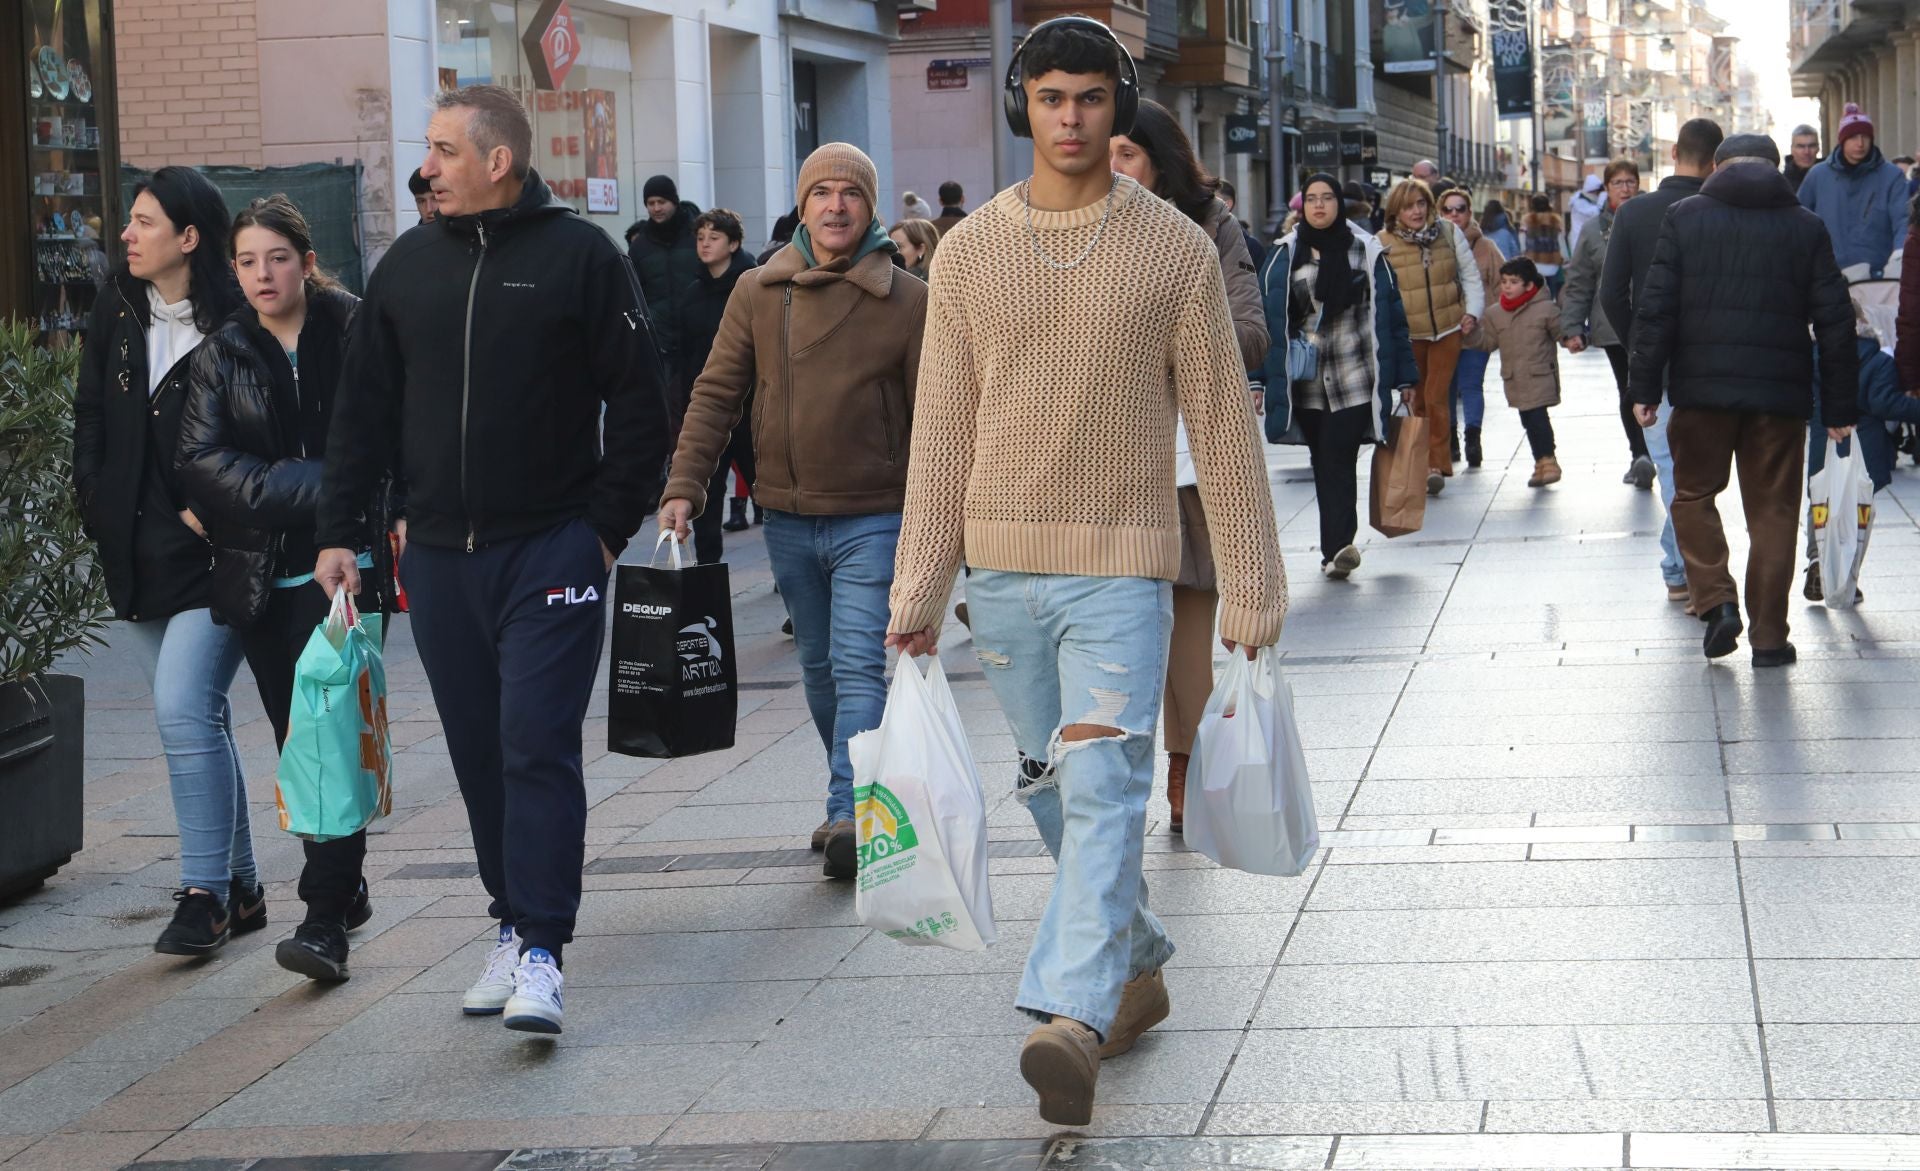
[1499,283,1542,313]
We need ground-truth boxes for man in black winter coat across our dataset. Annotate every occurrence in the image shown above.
[1627,133,1859,668]
[1601,117,1723,605]
[315,85,669,1036]
[626,174,703,381]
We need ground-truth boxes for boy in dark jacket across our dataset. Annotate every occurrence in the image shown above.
[676,208,757,563]
[1804,304,1920,603]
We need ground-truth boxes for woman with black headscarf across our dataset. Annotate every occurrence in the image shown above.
[1260,173,1419,579]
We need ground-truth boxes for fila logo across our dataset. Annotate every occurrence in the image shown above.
[622,603,671,617]
[546,586,600,606]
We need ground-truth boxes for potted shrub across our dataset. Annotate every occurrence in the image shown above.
[0,322,112,897]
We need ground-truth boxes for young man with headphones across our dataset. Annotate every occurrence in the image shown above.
[886,16,1285,1126]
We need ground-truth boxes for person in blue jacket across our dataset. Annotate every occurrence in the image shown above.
[1798,103,1911,275]
[1263,172,1419,580]
[1804,307,1920,603]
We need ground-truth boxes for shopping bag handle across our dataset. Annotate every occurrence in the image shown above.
[1826,434,1855,464]
[1251,645,1283,700]
[326,584,358,630]
[650,528,685,571]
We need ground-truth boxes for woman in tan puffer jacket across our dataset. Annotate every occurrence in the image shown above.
[1381,179,1485,493]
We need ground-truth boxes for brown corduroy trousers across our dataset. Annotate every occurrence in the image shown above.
[1666,406,1807,652]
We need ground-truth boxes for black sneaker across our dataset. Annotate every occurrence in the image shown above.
[275,920,351,982]
[228,879,268,936]
[345,879,373,931]
[154,889,231,956]
[1804,563,1824,602]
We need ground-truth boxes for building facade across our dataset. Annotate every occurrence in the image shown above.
[112,0,899,267]
[889,0,1270,231]
[1791,0,1920,157]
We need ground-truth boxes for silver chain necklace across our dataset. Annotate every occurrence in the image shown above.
[1022,174,1118,271]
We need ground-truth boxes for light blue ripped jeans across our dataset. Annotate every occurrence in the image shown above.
[965,569,1177,1040]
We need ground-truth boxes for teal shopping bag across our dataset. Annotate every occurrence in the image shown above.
[277,590,392,841]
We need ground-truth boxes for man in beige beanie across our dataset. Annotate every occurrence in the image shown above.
[659,143,928,880]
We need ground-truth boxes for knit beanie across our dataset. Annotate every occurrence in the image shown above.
[1836,103,1875,148]
[644,174,679,204]
[797,143,879,223]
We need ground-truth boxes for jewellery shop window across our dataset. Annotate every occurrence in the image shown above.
[436,1,635,238]
[23,0,115,346]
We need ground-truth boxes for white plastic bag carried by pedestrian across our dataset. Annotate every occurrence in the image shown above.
[1810,436,1874,610]
[1183,647,1319,876]
[848,656,996,950]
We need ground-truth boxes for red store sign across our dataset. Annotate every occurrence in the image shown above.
[522,0,580,91]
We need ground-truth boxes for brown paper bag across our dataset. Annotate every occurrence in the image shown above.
[1369,411,1428,538]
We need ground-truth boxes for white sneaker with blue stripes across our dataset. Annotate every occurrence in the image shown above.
[503,947,564,1034]
[461,925,518,1016]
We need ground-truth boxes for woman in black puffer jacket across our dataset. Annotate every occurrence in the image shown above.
[177,195,397,984]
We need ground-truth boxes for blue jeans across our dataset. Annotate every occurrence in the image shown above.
[1449,347,1490,430]
[966,570,1177,1040]
[761,510,900,825]
[1643,403,1685,586]
[117,609,256,894]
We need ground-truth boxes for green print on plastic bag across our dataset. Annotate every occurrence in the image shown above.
[852,781,922,882]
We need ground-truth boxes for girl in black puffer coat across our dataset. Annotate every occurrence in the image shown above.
[177,195,398,983]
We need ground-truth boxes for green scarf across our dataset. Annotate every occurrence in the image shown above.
[793,219,895,270]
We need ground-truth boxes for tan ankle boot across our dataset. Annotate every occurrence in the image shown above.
[1099,968,1170,1059]
[1528,455,1562,487]
[1167,753,1189,834]
[1020,1017,1100,1126]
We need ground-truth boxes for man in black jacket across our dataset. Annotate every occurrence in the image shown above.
[1601,118,1722,606]
[626,175,702,385]
[1627,133,1858,668]
[1783,125,1822,195]
[315,85,669,1035]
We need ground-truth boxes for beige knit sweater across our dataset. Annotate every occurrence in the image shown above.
[888,176,1287,647]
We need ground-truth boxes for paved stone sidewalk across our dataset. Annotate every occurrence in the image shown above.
[10,351,1920,1170]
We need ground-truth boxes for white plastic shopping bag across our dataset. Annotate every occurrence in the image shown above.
[1183,647,1319,877]
[849,656,996,950]
[1811,436,1874,610]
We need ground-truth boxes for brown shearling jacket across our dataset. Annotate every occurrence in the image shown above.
[664,242,928,516]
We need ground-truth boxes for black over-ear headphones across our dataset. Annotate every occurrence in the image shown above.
[1002,15,1140,140]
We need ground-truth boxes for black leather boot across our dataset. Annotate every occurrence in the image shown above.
[1701,602,1742,660]
[722,498,749,532]
[1465,426,1482,469]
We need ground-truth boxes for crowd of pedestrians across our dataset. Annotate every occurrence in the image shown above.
[65,16,1920,1128]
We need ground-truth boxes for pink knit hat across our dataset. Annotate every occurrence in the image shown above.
[1837,103,1875,148]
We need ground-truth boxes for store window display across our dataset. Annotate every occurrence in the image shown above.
[19,0,119,345]
[434,1,634,237]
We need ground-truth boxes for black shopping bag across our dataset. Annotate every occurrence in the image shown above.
[608,533,737,758]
